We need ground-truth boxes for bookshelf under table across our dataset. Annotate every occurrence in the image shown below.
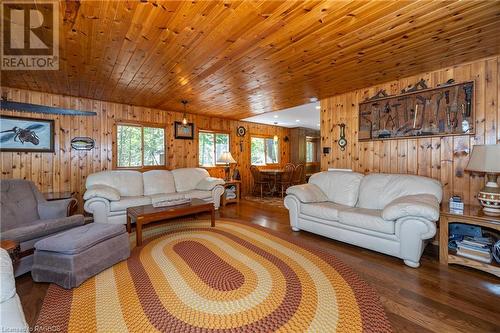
[439,205,500,278]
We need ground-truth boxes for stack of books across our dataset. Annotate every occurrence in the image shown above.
[456,236,493,263]
[449,196,464,214]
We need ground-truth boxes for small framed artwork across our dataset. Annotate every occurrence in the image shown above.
[0,115,55,152]
[174,121,194,140]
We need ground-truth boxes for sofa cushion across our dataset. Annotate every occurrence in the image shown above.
[0,215,85,243]
[382,194,440,221]
[357,174,443,210]
[34,224,126,255]
[0,179,40,231]
[195,177,225,191]
[83,184,121,201]
[338,208,395,234]
[109,196,151,212]
[286,184,328,203]
[300,202,349,221]
[171,168,210,192]
[86,170,144,197]
[309,171,364,207]
[0,249,15,303]
[178,190,212,200]
[143,170,176,196]
[149,193,188,205]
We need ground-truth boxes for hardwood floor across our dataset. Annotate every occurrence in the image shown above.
[16,200,500,332]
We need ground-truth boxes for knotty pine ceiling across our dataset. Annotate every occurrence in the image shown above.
[2,0,500,119]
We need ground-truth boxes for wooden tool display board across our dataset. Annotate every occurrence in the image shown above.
[358,81,474,141]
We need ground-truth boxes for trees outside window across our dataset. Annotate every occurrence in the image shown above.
[199,131,229,167]
[116,123,165,168]
[251,136,278,165]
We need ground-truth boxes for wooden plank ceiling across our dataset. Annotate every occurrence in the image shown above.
[2,0,500,119]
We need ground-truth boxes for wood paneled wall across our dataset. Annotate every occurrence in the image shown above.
[0,87,290,210]
[320,56,500,205]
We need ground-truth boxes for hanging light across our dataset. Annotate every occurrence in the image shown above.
[181,100,188,125]
[273,135,279,142]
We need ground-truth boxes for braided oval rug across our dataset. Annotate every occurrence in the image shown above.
[36,219,391,332]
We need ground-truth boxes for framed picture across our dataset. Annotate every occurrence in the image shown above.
[174,121,194,140]
[0,115,55,152]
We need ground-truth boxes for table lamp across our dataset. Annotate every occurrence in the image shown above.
[465,144,500,216]
[219,151,237,181]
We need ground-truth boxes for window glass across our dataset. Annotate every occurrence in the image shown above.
[117,125,142,167]
[251,137,265,165]
[143,127,165,166]
[265,138,278,164]
[199,132,215,167]
[306,141,314,163]
[215,133,229,164]
[199,131,230,167]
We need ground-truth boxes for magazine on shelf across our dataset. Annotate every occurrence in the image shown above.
[456,250,492,264]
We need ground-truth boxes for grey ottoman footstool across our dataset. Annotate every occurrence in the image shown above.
[31,223,130,289]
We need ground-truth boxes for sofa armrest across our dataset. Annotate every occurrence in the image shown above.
[84,197,111,224]
[196,177,225,191]
[210,185,225,209]
[382,194,440,222]
[285,184,328,203]
[83,185,120,201]
[38,198,76,219]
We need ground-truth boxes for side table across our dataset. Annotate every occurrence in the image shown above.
[221,180,241,206]
[0,240,20,263]
[439,205,500,277]
[43,191,78,215]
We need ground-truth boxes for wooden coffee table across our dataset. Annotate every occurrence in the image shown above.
[126,198,215,246]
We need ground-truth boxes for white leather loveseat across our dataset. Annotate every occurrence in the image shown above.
[84,168,225,224]
[284,171,443,268]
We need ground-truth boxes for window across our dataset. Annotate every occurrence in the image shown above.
[199,131,230,167]
[116,123,165,168]
[306,137,319,163]
[251,136,279,165]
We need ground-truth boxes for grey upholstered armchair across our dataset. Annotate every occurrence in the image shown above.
[0,179,84,276]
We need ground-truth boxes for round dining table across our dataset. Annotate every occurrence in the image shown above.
[259,169,285,195]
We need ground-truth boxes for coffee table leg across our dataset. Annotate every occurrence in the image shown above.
[126,215,131,233]
[136,220,143,246]
[211,207,215,227]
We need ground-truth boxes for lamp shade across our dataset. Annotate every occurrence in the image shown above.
[219,151,237,164]
[465,144,500,173]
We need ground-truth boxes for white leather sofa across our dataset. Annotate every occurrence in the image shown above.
[284,171,443,268]
[0,249,29,332]
[84,168,225,224]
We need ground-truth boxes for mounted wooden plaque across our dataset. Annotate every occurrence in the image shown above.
[358,81,474,141]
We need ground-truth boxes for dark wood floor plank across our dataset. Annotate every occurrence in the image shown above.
[16,200,500,332]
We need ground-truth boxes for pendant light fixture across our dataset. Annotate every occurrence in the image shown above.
[181,100,188,125]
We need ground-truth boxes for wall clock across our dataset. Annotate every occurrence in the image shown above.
[338,123,347,151]
[236,126,246,137]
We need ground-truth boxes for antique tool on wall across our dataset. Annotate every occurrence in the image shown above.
[444,90,450,104]
[460,104,470,133]
[413,104,419,129]
[401,78,428,94]
[338,124,347,151]
[434,92,444,129]
[463,84,473,117]
[391,103,401,128]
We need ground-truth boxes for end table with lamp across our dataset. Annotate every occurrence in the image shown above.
[465,144,500,216]
[219,151,237,181]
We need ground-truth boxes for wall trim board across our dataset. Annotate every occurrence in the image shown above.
[320,55,500,205]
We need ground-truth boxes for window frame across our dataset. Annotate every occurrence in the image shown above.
[113,120,167,170]
[250,135,280,166]
[198,129,231,168]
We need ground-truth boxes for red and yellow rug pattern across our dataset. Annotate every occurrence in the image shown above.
[36,220,391,332]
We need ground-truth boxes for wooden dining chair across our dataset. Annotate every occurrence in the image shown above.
[277,163,295,198]
[250,166,270,198]
[291,164,305,185]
